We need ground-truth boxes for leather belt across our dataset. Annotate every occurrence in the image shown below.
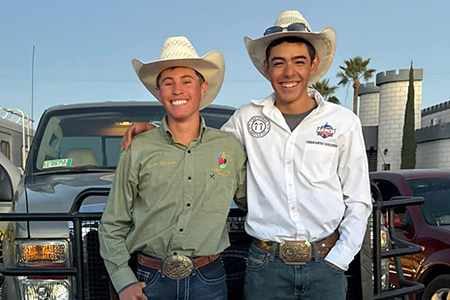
[252,232,339,265]
[137,253,220,280]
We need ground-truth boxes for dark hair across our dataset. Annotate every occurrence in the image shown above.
[156,67,205,88]
[265,37,316,64]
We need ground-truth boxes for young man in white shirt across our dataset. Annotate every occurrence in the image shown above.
[221,10,371,299]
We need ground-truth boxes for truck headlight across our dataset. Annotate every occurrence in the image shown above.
[16,240,69,266]
[19,277,70,300]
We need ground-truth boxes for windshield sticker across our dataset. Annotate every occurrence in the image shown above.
[43,158,73,169]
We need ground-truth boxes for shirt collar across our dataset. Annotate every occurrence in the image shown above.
[160,116,207,145]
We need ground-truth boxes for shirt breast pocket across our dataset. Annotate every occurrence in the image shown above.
[301,144,337,183]
[203,172,234,213]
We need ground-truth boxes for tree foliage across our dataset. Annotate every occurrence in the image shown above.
[312,79,340,104]
[336,56,376,114]
[401,62,416,169]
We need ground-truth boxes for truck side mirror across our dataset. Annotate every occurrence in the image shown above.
[0,165,13,201]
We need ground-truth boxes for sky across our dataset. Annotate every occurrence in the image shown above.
[1,0,449,126]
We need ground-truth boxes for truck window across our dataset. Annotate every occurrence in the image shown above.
[0,140,10,160]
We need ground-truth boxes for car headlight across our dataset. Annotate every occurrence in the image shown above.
[368,214,391,251]
[16,240,69,267]
[19,277,70,300]
[380,226,389,250]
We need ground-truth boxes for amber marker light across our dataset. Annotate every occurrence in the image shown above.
[17,241,68,266]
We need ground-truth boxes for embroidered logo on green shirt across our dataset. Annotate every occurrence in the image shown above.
[218,152,227,169]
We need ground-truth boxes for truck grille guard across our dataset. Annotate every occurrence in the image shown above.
[0,187,250,300]
[0,188,112,300]
[371,182,425,300]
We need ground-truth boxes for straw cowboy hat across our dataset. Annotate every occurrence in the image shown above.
[132,36,225,110]
[244,10,336,85]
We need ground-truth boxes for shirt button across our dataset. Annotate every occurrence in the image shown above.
[187,150,191,154]
[188,176,192,181]
[187,203,191,207]
[179,228,184,232]
[173,252,177,255]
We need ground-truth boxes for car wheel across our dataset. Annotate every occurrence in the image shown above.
[422,274,450,300]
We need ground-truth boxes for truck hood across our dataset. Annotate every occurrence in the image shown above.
[19,172,114,238]
[25,172,114,213]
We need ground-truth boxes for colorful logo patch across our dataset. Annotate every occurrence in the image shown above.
[316,123,336,139]
[218,152,227,169]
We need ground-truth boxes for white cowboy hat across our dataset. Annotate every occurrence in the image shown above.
[132,36,225,110]
[244,10,336,85]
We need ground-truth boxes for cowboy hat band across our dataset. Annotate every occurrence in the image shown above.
[132,36,225,110]
[244,10,336,85]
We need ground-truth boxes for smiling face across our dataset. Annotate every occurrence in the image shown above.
[155,67,207,123]
[264,42,319,112]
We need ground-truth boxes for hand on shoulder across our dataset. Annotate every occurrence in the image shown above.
[121,122,156,151]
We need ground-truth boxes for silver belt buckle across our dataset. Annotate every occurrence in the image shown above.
[279,241,312,265]
[162,255,194,279]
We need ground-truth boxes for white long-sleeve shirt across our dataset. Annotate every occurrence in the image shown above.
[222,89,372,270]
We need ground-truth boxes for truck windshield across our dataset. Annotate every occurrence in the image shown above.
[33,104,234,174]
[408,177,450,226]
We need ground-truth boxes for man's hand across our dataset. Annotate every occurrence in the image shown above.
[119,282,147,300]
[121,122,156,151]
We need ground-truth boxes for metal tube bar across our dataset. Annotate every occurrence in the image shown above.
[74,218,84,300]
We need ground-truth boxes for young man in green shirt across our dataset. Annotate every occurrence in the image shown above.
[99,36,246,300]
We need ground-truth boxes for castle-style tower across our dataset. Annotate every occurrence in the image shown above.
[359,82,380,127]
[376,69,423,171]
[358,83,380,171]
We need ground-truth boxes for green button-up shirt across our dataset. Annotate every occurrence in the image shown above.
[99,117,247,292]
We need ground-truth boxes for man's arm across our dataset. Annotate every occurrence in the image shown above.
[121,122,155,151]
[221,111,244,144]
[222,111,247,210]
[98,148,144,295]
[325,118,372,271]
[234,142,247,211]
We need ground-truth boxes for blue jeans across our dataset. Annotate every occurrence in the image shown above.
[136,257,227,300]
[244,244,347,300]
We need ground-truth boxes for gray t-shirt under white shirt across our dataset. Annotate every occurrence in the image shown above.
[282,104,318,132]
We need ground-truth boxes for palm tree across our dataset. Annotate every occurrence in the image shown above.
[312,79,340,104]
[336,56,376,114]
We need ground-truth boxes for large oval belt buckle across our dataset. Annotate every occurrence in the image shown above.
[279,241,312,265]
[162,255,194,280]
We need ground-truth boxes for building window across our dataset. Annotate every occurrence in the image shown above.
[0,140,10,159]
[383,164,391,171]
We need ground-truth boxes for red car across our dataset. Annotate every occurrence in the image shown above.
[370,169,450,300]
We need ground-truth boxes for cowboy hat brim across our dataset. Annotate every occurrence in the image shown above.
[132,50,225,110]
[244,27,336,85]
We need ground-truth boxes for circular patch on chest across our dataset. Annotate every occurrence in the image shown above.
[247,116,271,138]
